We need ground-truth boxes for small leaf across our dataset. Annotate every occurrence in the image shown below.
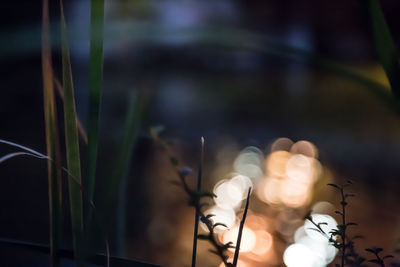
[327,183,341,189]
[198,191,217,198]
[222,242,234,250]
[206,214,215,219]
[197,234,210,240]
[383,255,394,259]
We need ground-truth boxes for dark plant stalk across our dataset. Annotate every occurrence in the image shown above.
[41,1,62,266]
[191,137,204,267]
[232,188,251,267]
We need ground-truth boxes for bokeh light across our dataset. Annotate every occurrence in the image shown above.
[304,214,337,242]
[203,205,236,233]
[221,226,257,252]
[283,243,322,267]
[265,150,291,178]
[290,140,318,158]
[233,146,264,181]
[270,137,294,152]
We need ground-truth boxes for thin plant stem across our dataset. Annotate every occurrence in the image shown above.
[340,187,346,267]
[191,137,204,267]
[232,188,251,267]
[41,0,62,265]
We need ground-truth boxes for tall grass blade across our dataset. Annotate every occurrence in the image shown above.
[60,1,84,265]
[87,0,105,205]
[102,92,149,256]
[0,139,48,158]
[232,188,251,267]
[362,0,400,98]
[41,0,63,266]
[54,77,88,144]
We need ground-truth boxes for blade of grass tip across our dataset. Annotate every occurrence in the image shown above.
[42,0,63,266]
[0,140,110,267]
[232,188,251,267]
[103,91,150,257]
[0,139,48,158]
[60,1,84,266]
[87,0,105,208]
[362,0,400,98]
[54,77,88,144]
[191,137,204,267]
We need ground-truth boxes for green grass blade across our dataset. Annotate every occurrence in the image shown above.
[41,1,63,266]
[362,0,400,98]
[54,77,88,144]
[60,1,84,266]
[87,0,105,204]
[101,92,150,256]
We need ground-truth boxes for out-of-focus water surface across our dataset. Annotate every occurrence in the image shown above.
[1,1,400,266]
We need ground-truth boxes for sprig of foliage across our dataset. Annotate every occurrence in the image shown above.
[327,181,357,267]
[152,128,251,267]
[365,246,394,267]
[306,181,399,267]
[306,181,365,267]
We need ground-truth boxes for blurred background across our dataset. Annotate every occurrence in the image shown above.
[1,0,400,266]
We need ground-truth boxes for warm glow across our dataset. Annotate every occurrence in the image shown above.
[262,177,283,205]
[252,230,273,255]
[290,140,318,158]
[265,150,291,178]
[285,154,314,184]
[280,178,311,208]
[311,201,335,215]
[222,226,257,252]
[270,137,294,152]
[275,210,303,237]
[203,206,236,233]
